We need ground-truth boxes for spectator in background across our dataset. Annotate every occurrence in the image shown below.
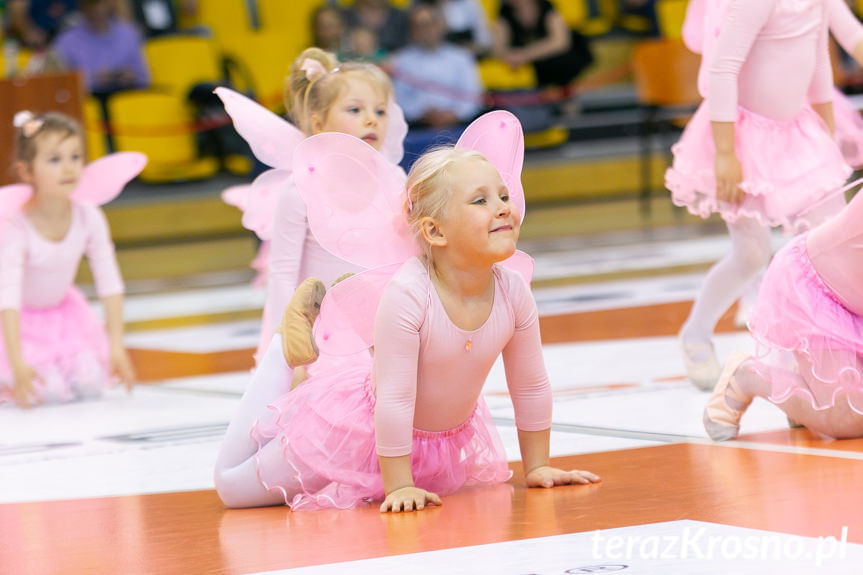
[5,0,77,49]
[416,0,493,57]
[391,4,482,128]
[52,0,149,94]
[313,4,346,54]
[341,0,409,54]
[493,0,593,92]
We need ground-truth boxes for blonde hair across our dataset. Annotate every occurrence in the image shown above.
[286,48,393,133]
[404,147,489,259]
[14,112,83,166]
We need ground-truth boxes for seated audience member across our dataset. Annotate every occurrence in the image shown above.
[391,4,483,128]
[313,4,346,54]
[493,0,593,90]
[52,0,149,94]
[5,0,77,49]
[342,0,409,54]
[416,0,493,56]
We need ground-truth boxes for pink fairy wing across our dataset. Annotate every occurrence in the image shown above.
[314,263,403,355]
[240,169,292,241]
[501,249,534,286]
[456,110,526,222]
[222,184,250,211]
[0,184,34,222]
[293,132,416,269]
[682,0,705,54]
[382,100,408,165]
[215,87,305,171]
[71,152,147,205]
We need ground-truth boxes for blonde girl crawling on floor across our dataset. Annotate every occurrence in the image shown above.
[214,147,600,511]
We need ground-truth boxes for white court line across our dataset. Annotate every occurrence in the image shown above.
[686,437,863,462]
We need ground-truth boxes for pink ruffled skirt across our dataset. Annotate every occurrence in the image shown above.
[747,236,863,414]
[251,358,512,511]
[833,89,863,170]
[0,287,111,403]
[666,102,852,233]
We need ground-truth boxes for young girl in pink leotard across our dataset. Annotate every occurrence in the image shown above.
[213,145,600,511]
[668,0,853,390]
[704,186,863,441]
[0,112,144,407]
[218,48,408,363]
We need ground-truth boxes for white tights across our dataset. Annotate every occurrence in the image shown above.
[681,217,772,347]
[214,334,295,508]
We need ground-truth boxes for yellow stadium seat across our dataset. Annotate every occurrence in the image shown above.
[480,0,499,22]
[223,33,294,112]
[549,0,588,29]
[108,90,218,183]
[656,0,687,39]
[83,97,107,162]
[478,59,537,91]
[336,0,411,7]
[194,0,253,52]
[145,36,223,97]
[257,0,319,58]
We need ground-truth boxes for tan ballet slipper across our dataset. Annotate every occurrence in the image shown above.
[703,352,753,441]
[680,336,722,391]
[279,278,326,368]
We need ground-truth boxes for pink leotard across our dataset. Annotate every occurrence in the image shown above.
[709,0,832,122]
[807,190,863,315]
[266,178,362,331]
[0,201,123,310]
[372,258,552,457]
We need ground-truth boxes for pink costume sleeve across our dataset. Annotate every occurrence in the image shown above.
[809,12,834,106]
[372,264,426,458]
[828,0,863,55]
[500,269,553,432]
[709,0,832,122]
[0,219,27,311]
[806,190,863,315]
[266,178,308,330]
[682,0,705,54]
[709,0,777,122]
[82,204,124,298]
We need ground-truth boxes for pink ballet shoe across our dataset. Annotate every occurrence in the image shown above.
[703,352,753,441]
[680,336,721,390]
[279,278,326,368]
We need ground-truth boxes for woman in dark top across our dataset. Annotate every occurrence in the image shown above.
[493,0,592,88]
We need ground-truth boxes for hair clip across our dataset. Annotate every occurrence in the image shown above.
[13,110,44,138]
[301,58,328,82]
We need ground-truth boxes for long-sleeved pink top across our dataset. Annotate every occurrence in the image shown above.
[0,201,124,311]
[372,258,553,457]
[266,178,362,332]
[827,0,863,56]
[708,0,832,122]
[807,190,863,315]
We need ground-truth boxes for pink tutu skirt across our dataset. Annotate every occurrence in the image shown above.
[832,89,863,170]
[0,287,111,403]
[666,102,852,233]
[251,358,512,511]
[747,236,863,414]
